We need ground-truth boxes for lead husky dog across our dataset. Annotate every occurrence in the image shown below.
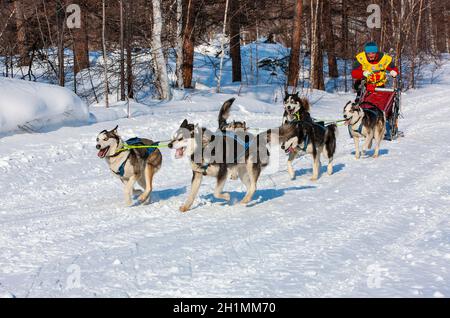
[168,118,271,212]
[343,101,385,159]
[282,92,313,124]
[96,126,162,206]
[280,121,337,181]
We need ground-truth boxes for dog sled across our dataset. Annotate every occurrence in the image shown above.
[357,78,402,141]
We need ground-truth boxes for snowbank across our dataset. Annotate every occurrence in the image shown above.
[0,77,89,134]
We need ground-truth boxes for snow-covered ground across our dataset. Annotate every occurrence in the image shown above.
[1,51,450,297]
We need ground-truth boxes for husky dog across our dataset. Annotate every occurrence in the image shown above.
[218,98,248,132]
[96,126,162,206]
[168,119,270,212]
[343,101,386,159]
[280,121,337,181]
[282,92,313,124]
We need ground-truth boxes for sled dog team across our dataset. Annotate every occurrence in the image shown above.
[96,95,386,212]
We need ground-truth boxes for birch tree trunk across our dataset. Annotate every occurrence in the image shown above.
[126,0,134,99]
[102,0,109,107]
[57,2,65,87]
[175,0,184,89]
[217,0,230,93]
[287,0,303,88]
[410,0,424,88]
[119,0,125,101]
[427,0,437,53]
[152,0,171,100]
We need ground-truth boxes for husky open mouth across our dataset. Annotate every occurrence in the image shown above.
[98,146,110,158]
[175,147,186,159]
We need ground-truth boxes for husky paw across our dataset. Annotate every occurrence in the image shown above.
[179,205,189,213]
[327,166,333,175]
[310,177,318,182]
[222,193,231,201]
[138,194,150,204]
[240,198,251,205]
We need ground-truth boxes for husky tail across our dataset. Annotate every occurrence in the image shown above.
[325,124,337,157]
[218,98,236,130]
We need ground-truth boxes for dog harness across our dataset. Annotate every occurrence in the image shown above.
[347,108,380,138]
[112,138,159,177]
[198,132,253,175]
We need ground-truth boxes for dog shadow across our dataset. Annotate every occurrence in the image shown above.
[201,185,316,208]
[294,163,346,178]
[350,149,389,157]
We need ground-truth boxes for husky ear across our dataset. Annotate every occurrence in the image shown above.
[294,92,299,97]
[111,125,119,134]
[284,89,289,97]
[181,119,188,128]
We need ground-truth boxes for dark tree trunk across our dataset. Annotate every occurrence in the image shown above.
[323,0,338,78]
[287,0,303,87]
[73,3,89,74]
[14,0,29,66]
[229,0,241,82]
[182,0,195,88]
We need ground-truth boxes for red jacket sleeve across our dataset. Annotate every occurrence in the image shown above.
[386,60,399,75]
[351,59,364,80]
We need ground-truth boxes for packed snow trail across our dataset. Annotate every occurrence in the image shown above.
[1,67,450,297]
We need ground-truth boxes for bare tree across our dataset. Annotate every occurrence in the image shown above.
[175,0,184,89]
[152,0,171,99]
[323,0,338,78]
[229,0,241,82]
[287,0,303,88]
[119,0,126,101]
[217,0,230,93]
[183,0,195,88]
[14,0,29,66]
[102,0,110,107]
[72,1,89,75]
[310,0,324,90]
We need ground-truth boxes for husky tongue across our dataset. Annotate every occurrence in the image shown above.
[98,147,109,158]
[175,148,184,159]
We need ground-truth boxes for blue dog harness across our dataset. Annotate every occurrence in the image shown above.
[113,138,159,177]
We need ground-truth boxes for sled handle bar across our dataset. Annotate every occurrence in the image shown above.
[375,87,395,92]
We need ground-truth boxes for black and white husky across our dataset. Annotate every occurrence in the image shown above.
[343,101,386,159]
[168,118,271,212]
[280,121,337,181]
[96,126,162,206]
[282,92,313,124]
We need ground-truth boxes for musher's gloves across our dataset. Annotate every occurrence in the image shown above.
[390,70,398,78]
[363,70,371,77]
